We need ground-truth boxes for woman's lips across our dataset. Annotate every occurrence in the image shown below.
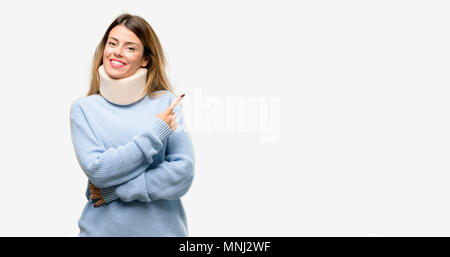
[110,59,126,68]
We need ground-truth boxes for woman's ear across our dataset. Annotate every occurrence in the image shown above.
[141,56,149,68]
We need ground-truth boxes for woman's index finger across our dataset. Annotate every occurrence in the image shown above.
[168,93,185,111]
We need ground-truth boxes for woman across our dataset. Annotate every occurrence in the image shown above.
[69,13,195,236]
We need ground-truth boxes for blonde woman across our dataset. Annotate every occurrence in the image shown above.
[69,13,195,236]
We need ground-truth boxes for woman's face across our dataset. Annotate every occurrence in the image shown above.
[103,25,149,79]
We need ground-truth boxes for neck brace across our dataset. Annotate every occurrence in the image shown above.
[98,64,148,105]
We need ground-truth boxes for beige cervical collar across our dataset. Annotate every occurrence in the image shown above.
[98,64,148,105]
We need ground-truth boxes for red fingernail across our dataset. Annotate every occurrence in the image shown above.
[181,93,185,98]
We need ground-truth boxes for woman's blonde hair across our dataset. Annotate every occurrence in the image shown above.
[87,13,173,97]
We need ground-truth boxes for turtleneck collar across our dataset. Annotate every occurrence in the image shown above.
[98,64,148,105]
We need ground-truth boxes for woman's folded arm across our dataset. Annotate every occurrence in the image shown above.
[99,105,195,203]
[70,102,173,188]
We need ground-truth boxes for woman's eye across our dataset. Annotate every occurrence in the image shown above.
[107,42,133,50]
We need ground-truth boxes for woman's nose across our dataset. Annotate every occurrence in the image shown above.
[114,47,124,57]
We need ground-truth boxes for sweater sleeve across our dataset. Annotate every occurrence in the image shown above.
[99,104,195,203]
[70,101,173,188]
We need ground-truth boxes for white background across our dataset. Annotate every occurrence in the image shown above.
[0,0,449,236]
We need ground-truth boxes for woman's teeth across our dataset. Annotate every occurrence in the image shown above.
[112,61,124,65]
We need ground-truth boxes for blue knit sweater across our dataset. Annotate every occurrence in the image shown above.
[69,90,195,236]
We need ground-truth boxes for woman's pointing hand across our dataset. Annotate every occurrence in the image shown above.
[156,93,185,132]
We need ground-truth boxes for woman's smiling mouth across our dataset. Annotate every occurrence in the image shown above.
[110,59,126,68]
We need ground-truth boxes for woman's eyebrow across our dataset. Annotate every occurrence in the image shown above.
[109,36,138,46]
